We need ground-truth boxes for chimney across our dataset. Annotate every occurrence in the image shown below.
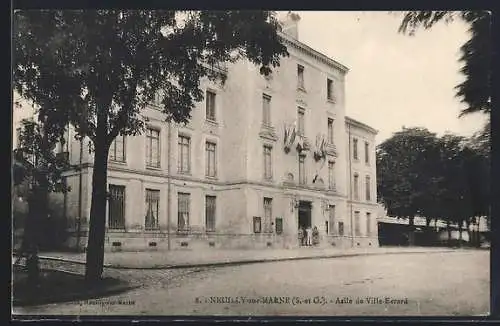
[281,12,301,40]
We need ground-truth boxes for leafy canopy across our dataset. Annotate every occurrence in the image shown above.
[13,10,289,147]
[13,118,71,193]
[377,126,490,224]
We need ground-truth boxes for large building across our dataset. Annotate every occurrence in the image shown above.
[12,14,380,251]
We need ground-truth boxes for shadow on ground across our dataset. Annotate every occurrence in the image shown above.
[12,265,137,307]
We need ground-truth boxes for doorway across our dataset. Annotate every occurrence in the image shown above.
[298,201,312,229]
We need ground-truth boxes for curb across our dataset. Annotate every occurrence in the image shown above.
[155,249,457,270]
[36,249,458,270]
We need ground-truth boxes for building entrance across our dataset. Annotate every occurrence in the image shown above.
[298,201,312,229]
[298,201,312,246]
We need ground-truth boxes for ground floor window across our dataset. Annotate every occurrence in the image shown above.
[178,192,190,231]
[205,195,216,232]
[275,217,283,234]
[354,211,360,236]
[366,212,372,236]
[145,189,160,230]
[253,216,261,233]
[338,221,344,236]
[108,184,125,229]
[329,205,336,235]
[263,197,273,233]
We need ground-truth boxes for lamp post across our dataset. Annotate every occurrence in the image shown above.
[167,119,172,251]
[76,137,83,252]
[348,124,354,247]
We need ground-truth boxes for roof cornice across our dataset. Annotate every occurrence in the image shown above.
[278,31,349,74]
[345,116,378,135]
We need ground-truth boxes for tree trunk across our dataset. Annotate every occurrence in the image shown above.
[446,220,452,247]
[85,130,110,283]
[465,219,471,248]
[476,217,481,247]
[458,219,463,247]
[22,184,47,287]
[408,216,415,246]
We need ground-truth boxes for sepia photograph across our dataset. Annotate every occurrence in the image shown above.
[11,10,491,318]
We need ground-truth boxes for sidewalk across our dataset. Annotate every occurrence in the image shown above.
[36,246,459,269]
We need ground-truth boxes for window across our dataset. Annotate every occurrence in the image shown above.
[327,78,334,100]
[327,118,334,143]
[178,135,191,173]
[325,221,329,235]
[365,175,371,201]
[329,205,336,235]
[206,142,217,177]
[365,141,370,164]
[354,211,360,236]
[146,128,160,168]
[108,185,125,229]
[263,197,273,233]
[253,216,262,233]
[328,161,335,190]
[297,64,304,89]
[353,173,359,200]
[338,221,344,236]
[206,90,216,121]
[145,189,160,230]
[298,155,306,185]
[275,217,283,234]
[366,212,372,236]
[109,135,126,162]
[263,145,272,180]
[205,195,216,232]
[297,108,305,135]
[178,192,190,231]
[353,138,358,160]
[262,94,271,126]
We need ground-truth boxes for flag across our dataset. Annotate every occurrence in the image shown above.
[289,123,296,147]
[284,123,289,146]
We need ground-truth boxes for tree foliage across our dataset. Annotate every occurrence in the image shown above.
[13,118,72,192]
[397,11,491,117]
[376,127,442,223]
[13,10,289,282]
[13,10,288,142]
[13,117,72,282]
[377,127,490,233]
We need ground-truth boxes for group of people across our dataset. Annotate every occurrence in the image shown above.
[298,225,318,246]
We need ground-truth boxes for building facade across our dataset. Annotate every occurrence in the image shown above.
[12,16,380,251]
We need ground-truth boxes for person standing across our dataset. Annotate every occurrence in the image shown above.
[312,226,319,246]
[298,227,304,247]
[306,226,313,246]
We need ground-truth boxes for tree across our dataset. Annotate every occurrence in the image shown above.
[378,126,489,247]
[437,134,473,246]
[397,11,491,117]
[13,10,289,282]
[13,117,71,285]
[376,127,442,245]
[463,128,491,245]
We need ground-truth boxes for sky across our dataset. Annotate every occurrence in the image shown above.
[287,11,488,144]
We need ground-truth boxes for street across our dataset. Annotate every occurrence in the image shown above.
[13,250,489,316]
